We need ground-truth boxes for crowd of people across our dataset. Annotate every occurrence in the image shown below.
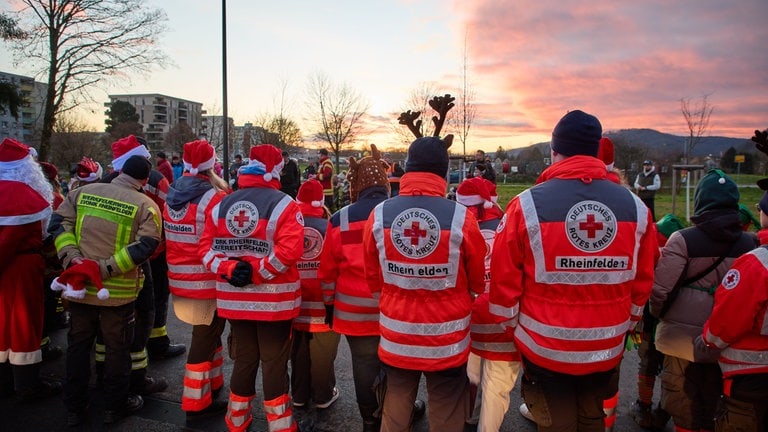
[1,112,767,432]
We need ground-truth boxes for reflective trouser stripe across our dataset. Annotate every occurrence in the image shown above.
[182,361,213,412]
[226,392,254,432]
[95,343,105,362]
[264,394,296,432]
[150,325,168,338]
[131,348,148,370]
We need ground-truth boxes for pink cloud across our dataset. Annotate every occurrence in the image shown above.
[452,0,768,145]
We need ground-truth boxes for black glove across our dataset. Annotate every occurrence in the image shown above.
[751,129,768,155]
[224,260,253,288]
[693,335,721,362]
[324,304,334,327]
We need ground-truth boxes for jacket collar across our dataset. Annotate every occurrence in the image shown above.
[399,172,447,196]
[536,155,609,184]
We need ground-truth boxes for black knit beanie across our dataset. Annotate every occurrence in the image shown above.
[121,155,152,181]
[405,136,449,178]
[693,169,739,217]
[551,110,602,157]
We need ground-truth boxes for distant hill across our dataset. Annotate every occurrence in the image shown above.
[506,129,752,159]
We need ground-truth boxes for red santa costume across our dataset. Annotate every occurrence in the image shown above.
[0,138,60,399]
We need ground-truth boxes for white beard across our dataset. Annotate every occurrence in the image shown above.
[0,156,54,238]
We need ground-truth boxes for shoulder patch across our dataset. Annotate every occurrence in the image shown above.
[302,226,324,260]
[496,214,507,233]
[722,269,740,290]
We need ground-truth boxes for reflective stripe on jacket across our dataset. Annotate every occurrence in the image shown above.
[164,184,223,299]
[293,214,330,332]
[201,185,303,321]
[319,188,388,336]
[704,246,768,377]
[489,156,658,375]
[363,173,486,371]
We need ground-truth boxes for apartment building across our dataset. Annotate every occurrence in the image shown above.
[0,71,47,146]
[105,93,204,150]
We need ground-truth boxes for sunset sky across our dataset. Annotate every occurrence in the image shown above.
[2,0,766,153]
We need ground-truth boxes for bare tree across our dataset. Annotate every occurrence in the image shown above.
[394,82,446,145]
[253,113,303,149]
[10,0,169,161]
[450,31,477,159]
[680,94,714,164]
[164,123,197,156]
[48,113,108,171]
[305,71,369,172]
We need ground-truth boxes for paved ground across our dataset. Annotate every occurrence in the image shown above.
[0,311,671,432]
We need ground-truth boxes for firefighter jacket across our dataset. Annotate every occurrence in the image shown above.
[164,174,227,300]
[470,212,519,362]
[703,245,768,378]
[317,156,335,197]
[50,174,162,306]
[293,207,330,332]
[200,174,304,321]
[489,156,659,375]
[319,186,389,336]
[650,211,757,362]
[363,172,486,371]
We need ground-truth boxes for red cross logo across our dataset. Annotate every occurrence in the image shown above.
[725,272,736,285]
[233,210,250,228]
[579,214,603,238]
[404,221,427,245]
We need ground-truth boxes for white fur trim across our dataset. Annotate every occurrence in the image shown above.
[63,285,86,300]
[111,145,151,171]
[264,173,273,182]
[311,200,322,208]
[0,153,33,170]
[483,200,494,209]
[50,277,66,292]
[0,206,52,226]
[183,155,215,175]
[456,193,484,207]
[606,162,615,171]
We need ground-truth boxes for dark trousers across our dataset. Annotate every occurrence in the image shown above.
[381,363,469,432]
[716,373,768,432]
[347,335,383,422]
[660,356,722,430]
[520,357,613,432]
[641,197,656,221]
[188,314,226,364]
[290,329,340,405]
[228,319,292,400]
[64,301,135,412]
[147,253,170,352]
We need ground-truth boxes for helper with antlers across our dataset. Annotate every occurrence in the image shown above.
[363,94,486,432]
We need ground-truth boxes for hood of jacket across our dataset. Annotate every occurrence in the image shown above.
[166,175,214,210]
[690,209,743,243]
[536,155,609,184]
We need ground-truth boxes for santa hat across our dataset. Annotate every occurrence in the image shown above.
[183,140,216,175]
[111,135,151,171]
[39,162,59,183]
[50,259,108,300]
[76,157,104,182]
[597,137,615,171]
[484,178,499,203]
[0,138,34,169]
[297,179,324,208]
[457,177,494,209]
[244,144,284,181]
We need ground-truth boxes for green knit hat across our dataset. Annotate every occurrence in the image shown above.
[693,169,739,217]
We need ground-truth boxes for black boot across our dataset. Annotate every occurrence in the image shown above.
[12,363,62,402]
